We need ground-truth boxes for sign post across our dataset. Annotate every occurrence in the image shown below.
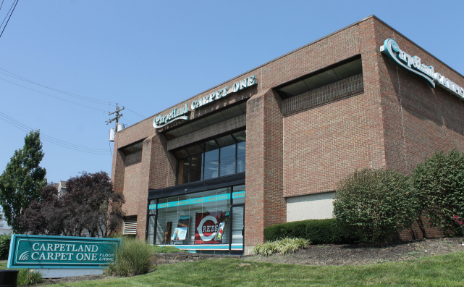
[7,235,122,278]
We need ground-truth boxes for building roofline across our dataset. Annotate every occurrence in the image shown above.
[371,15,464,79]
[121,15,463,133]
[120,15,374,133]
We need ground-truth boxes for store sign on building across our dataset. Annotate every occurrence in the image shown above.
[380,38,464,98]
[153,75,257,128]
[7,234,121,269]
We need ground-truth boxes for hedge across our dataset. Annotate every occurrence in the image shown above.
[264,218,358,244]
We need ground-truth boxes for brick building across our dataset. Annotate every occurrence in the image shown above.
[111,15,464,254]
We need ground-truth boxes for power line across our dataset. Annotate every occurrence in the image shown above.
[0,67,146,119]
[126,107,145,119]
[0,68,117,105]
[0,0,18,39]
[0,77,108,112]
[0,0,14,28]
[0,0,5,11]
[0,111,111,155]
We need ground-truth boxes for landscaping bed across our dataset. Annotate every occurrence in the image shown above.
[246,236,464,265]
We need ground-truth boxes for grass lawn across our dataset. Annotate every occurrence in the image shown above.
[149,245,186,253]
[38,252,464,287]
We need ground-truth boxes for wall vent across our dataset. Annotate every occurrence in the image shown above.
[123,216,137,235]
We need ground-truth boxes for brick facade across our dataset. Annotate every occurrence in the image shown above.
[111,15,464,247]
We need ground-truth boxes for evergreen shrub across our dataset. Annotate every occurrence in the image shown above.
[333,169,419,243]
[264,218,358,244]
[412,150,464,235]
[106,238,152,276]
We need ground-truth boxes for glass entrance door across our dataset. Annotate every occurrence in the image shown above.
[230,205,244,254]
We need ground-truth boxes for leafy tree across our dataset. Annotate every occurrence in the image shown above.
[20,185,60,235]
[0,131,46,233]
[412,150,464,235]
[21,171,124,237]
[333,169,419,243]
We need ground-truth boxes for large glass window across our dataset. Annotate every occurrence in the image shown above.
[175,130,246,185]
[155,188,231,253]
[151,185,246,254]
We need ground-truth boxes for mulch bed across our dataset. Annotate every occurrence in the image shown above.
[245,236,464,265]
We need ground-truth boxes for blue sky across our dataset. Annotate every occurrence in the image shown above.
[0,0,463,183]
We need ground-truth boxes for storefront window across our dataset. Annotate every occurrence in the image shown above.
[152,187,246,253]
[175,130,246,185]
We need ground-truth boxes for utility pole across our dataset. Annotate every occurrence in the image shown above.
[106,103,125,132]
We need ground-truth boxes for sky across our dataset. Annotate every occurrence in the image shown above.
[0,0,463,183]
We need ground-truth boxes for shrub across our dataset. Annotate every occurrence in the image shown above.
[0,233,11,259]
[17,269,43,286]
[264,218,358,244]
[252,238,309,256]
[333,169,419,243]
[412,150,464,235]
[106,238,152,276]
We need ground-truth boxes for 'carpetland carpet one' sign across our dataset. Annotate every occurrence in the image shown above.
[7,234,121,269]
[153,75,257,128]
[380,38,464,98]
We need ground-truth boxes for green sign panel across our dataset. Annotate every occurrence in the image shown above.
[7,235,122,269]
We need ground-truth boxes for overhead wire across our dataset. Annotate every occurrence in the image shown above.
[0,0,18,39]
[0,68,116,105]
[0,77,108,112]
[0,111,111,155]
[0,67,146,119]
[0,0,5,11]
[0,0,14,28]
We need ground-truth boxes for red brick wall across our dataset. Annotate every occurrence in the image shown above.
[245,89,285,246]
[374,18,464,240]
[122,150,142,216]
[282,18,386,198]
[375,18,464,174]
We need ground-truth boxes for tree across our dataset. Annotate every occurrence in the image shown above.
[21,171,124,237]
[0,131,46,233]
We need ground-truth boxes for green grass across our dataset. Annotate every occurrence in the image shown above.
[149,245,187,253]
[38,252,464,286]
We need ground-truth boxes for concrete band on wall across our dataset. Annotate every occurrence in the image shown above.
[286,191,335,222]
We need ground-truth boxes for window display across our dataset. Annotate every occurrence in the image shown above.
[151,185,245,253]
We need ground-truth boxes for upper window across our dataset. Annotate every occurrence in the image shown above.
[175,130,246,185]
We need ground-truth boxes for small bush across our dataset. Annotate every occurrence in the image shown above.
[0,233,11,259]
[334,169,419,243]
[17,269,43,286]
[412,150,464,235]
[252,238,309,256]
[264,218,358,244]
[106,238,152,277]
